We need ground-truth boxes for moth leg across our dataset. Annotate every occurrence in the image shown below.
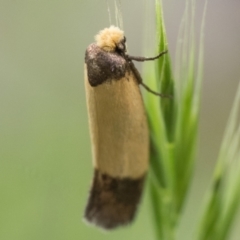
[127,50,168,62]
[128,61,171,98]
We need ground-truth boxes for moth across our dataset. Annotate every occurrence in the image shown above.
[84,26,167,230]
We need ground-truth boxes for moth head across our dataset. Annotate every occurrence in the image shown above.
[95,26,126,53]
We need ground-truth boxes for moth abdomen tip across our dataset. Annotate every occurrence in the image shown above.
[84,169,145,230]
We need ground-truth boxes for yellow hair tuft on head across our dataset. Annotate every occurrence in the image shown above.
[95,26,124,52]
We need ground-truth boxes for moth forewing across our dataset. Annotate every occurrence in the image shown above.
[84,54,148,229]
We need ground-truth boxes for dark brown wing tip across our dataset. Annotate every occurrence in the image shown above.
[84,169,145,230]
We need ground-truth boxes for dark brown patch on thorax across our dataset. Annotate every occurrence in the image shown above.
[84,169,145,230]
[85,44,129,87]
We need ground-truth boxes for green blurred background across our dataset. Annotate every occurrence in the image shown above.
[1,1,240,240]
